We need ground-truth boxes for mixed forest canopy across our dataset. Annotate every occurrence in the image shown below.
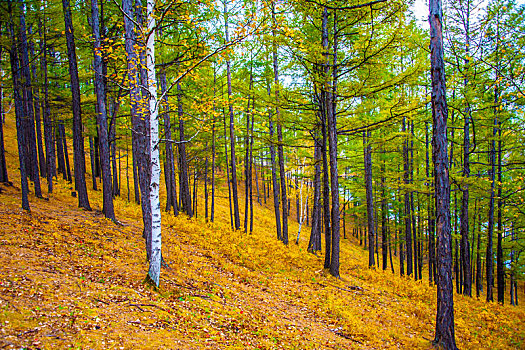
[0,0,524,348]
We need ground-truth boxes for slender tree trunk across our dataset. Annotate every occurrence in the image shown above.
[426,122,436,284]
[91,0,115,220]
[223,110,233,229]
[267,82,281,240]
[496,128,504,304]
[0,43,7,183]
[62,0,90,209]
[60,123,72,183]
[8,10,29,210]
[224,1,240,230]
[327,11,340,276]
[19,4,42,198]
[56,122,65,178]
[429,0,458,347]
[272,1,287,243]
[177,80,192,217]
[28,27,46,179]
[38,21,56,193]
[211,71,216,222]
[476,208,482,298]
[89,137,97,191]
[321,107,330,269]
[144,0,162,287]
[308,133,322,253]
[403,117,412,276]
[364,131,375,267]
[159,69,178,214]
[381,149,388,270]
[486,102,497,303]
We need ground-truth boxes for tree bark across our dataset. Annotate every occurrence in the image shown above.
[429,0,458,347]
[403,117,412,276]
[19,4,42,198]
[145,0,162,287]
[267,82,281,241]
[62,0,90,209]
[91,0,115,220]
[364,131,375,267]
[224,1,240,230]
[8,9,29,210]
[273,1,288,243]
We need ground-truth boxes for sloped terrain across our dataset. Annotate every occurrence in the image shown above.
[0,117,524,349]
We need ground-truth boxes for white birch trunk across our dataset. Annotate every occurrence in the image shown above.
[146,0,161,287]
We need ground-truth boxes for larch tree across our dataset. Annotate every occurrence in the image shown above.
[429,0,458,348]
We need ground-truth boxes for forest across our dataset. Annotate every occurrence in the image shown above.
[0,0,524,348]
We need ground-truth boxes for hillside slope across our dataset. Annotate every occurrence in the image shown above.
[0,116,524,349]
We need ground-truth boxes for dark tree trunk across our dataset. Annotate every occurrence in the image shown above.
[8,11,29,210]
[205,151,209,221]
[223,110,233,229]
[321,107,330,269]
[486,102,497,303]
[327,11,340,277]
[496,129,504,304]
[62,0,90,210]
[363,131,375,267]
[59,123,72,183]
[403,117,412,276]
[308,133,322,253]
[122,0,140,207]
[267,83,281,241]
[244,72,253,232]
[28,27,46,179]
[381,150,388,270]
[476,207,482,298]
[224,1,240,230]
[429,0,458,347]
[56,122,65,178]
[91,0,115,220]
[109,106,119,197]
[272,1,287,243]
[19,4,42,198]
[159,69,178,215]
[89,137,97,191]
[0,43,7,183]
[211,73,216,222]
[177,81,192,217]
[426,122,436,284]
[94,135,100,178]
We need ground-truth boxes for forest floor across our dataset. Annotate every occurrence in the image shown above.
[1,116,525,349]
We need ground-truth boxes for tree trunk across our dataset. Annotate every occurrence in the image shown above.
[146,0,162,287]
[159,69,178,215]
[308,133,322,253]
[0,43,7,183]
[381,149,388,270]
[177,81,192,217]
[62,0,90,210]
[19,4,42,198]
[60,123,72,183]
[40,20,55,192]
[91,0,115,220]
[267,83,281,241]
[363,131,375,267]
[89,137,97,191]
[224,1,240,230]
[496,128,504,304]
[403,117,412,276]
[28,27,46,179]
[223,110,233,229]
[272,1,287,243]
[8,10,29,210]
[429,0,458,347]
